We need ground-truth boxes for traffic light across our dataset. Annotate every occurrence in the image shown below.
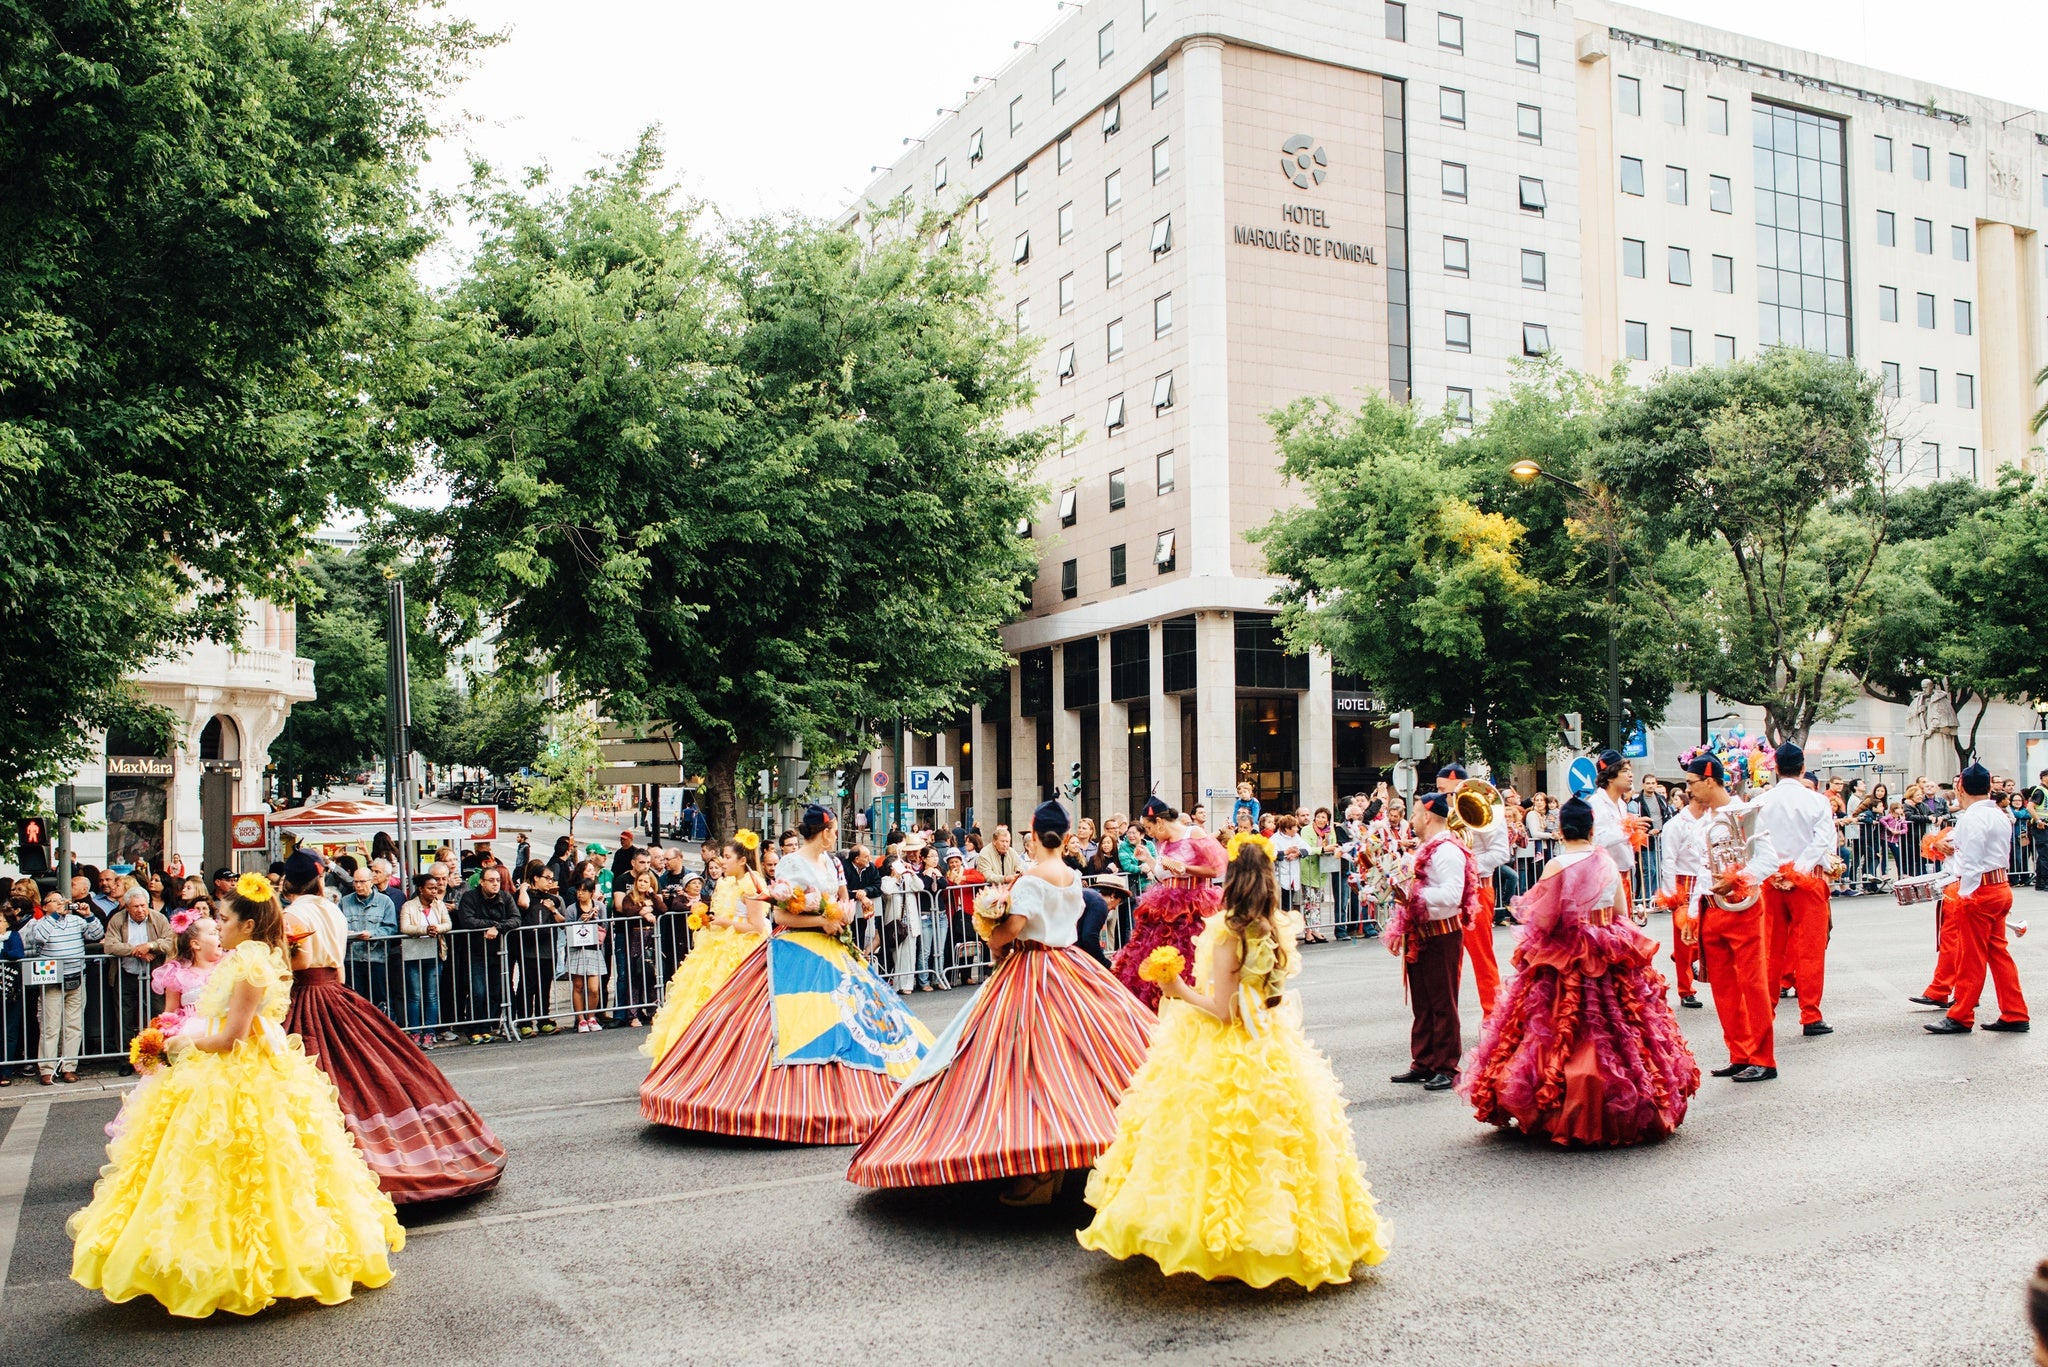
[1391,710,1434,762]
[16,817,50,875]
[1561,712,1583,751]
[777,756,810,796]
[1067,762,1082,796]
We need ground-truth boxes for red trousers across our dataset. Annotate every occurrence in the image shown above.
[1464,885,1501,1016]
[1699,900,1775,1068]
[1670,907,1697,996]
[1946,883,2028,1026]
[1762,874,1830,1025]
[1923,897,1964,1002]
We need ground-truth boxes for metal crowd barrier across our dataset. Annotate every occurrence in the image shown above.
[0,951,162,1077]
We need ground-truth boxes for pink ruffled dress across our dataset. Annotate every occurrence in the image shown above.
[1111,834,1227,1010]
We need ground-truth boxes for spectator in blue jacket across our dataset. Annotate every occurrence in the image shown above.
[340,864,399,1011]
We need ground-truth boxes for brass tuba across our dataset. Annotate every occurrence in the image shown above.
[1446,777,1500,834]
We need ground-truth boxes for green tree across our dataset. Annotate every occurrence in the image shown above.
[0,0,487,822]
[1593,349,1891,745]
[402,138,1046,837]
[515,713,605,839]
[1921,473,2048,764]
[428,674,549,779]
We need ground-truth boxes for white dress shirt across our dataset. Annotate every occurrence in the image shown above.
[1465,808,1510,879]
[1658,807,1706,910]
[1591,788,1633,875]
[1755,778,1837,876]
[1003,874,1081,948]
[1414,838,1472,922]
[1947,798,2014,898]
[1696,798,1779,895]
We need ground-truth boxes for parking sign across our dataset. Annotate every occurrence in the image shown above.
[907,766,955,810]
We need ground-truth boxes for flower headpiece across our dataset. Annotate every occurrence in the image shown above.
[734,829,761,852]
[236,872,276,903]
[168,908,203,934]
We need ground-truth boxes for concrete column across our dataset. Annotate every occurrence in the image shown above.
[1302,649,1335,814]
[1008,663,1034,807]
[976,703,1002,830]
[1180,36,1231,577]
[1051,643,1082,813]
[1975,221,2030,478]
[1098,632,1130,824]
[1195,611,1236,811]
[169,703,208,871]
[1574,35,1620,372]
[1148,621,1179,808]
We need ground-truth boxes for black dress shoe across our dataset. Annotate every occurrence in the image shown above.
[1923,1017,1972,1034]
[1709,1062,1747,1077]
[1390,1067,1429,1084]
[1421,1071,1456,1091]
[1982,1019,2030,1033]
[1907,995,1951,1008]
[1780,987,1796,999]
[1679,995,1703,1008]
[1802,1021,1833,1036]
[1730,1065,1777,1082]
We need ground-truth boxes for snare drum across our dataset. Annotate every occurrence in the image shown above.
[1892,873,1954,906]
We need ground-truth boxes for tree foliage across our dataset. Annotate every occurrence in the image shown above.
[401,138,1047,837]
[515,712,605,838]
[0,0,486,822]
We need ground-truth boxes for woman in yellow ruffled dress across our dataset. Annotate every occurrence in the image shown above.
[643,833,770,1069]
[69,876,404,1318]
[1078,844,1388,1290]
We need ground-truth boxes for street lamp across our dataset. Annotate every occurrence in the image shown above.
[1510,460,1623,751]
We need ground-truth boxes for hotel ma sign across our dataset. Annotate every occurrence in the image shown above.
[1235,133,1377,265]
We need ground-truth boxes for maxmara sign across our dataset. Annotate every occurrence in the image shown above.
[1232,133,1378,266]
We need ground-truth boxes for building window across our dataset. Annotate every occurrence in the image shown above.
[1098,20,1115,64]
[1440,87,1466,127]
[1057,134,1073,174]
[1923,441,1941,476]
[1056,343,1077,383]
[1443,235,1470,275]
[1518,176,1547,212]
[1151,371,1175,412]
[1665,165,1687,205]
[1105,393,1126,432]
[1445,310,1472,352]
[1106,317,1125,359]
[1876,210,1895,246]
[1952,225,1970,261]
[934,159,948,193]
[1620,156,1645,196]
[1517,104,1542,142]
[1874,135,1893,172]
[969,128,985,165]
[1014,299,1030,333]
[1150,213,1173,256]
[1708,175,1732,213]
[1014,166,1030,203]
[1448,387,1474,424]
[1058,273,1076,315]
[1059,486,1079,527]
[975,197,989,232]
[1522,322,1551,356]
[1109,468,1126,509]
[1153,292,1172,338]
[1058,200,1075,243]
[1753,102,1849,358]
[1917,292,1936,328]
[1618,76,1641,117]
[1156,450,1174,494]
[1878,285,1898,322]
[1154,530,1176,573]
[1515,30,1539,69]
[1105,169,1122,211]
[1521,249,1547,289]
[1911,144,1931,180]
[1882,437,1904,473]
[1919,367,1938,403]
[1668,246,1692,285]
[1442,161,1468,200]
[1713,253,1734,293]
[1061,558,1078,599]
[1954,299,1972,335]
[1051,60,1067,103]
[1101,98,1122,138]
[1109,543,1127,586]
[1385,1,1407,41]
[1914,218,1933,254]
[1012,231,1030,265]
[1708,96,1729,135]
[1663,85,1685,126]
[1010,96,1023,136]
[1151,137,1170,184]
[1151,63,1168,107]
[1105,242,1123,284]
[1962,446,1979,479]
[1621,237,1646,278]
[1880,361,1901,397]
[1438,12,1463,51]
[1714,334,1736,362]
[1949,152,1967,189]
[1670,327,1693,367]
[1957,373,1976,409]
[1144,0,1159,27]
[1625,319,1648,360]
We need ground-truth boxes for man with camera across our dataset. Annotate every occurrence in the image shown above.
[20,887,105,1083]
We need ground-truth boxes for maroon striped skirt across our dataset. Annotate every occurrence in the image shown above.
[285,968,506,1203]
[846,945,1155,1188]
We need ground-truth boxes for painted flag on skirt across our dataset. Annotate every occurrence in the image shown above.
[768,933,932,1080]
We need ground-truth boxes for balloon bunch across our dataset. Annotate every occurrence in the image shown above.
[1680,731,1778,793]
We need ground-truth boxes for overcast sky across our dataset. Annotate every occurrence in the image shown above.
[417,0,2046,281]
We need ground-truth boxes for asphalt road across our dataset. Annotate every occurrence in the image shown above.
[4,890,2045,1366]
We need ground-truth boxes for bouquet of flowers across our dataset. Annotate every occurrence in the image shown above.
[128,1015,175,1073]
[971,881,1014,942]
[1137,946,1186,986]
[1354,824,1412,911]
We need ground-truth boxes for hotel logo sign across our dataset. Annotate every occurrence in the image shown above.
[1280,134,1327,188]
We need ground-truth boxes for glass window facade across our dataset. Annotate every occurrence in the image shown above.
[1235,615,1310,690]
[1753,101,1849,358]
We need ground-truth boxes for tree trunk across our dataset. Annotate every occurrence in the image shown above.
[1952,692,1988,770]
[704,741,742,845]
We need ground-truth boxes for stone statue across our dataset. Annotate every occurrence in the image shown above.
[1910,678,1959,776]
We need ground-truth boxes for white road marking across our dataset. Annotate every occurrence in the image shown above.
[408,1169,847,1236]
[0,1101,52,1309]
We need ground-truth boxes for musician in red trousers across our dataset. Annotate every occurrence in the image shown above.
[1924,763,2029,1035]
[1436,763,1505,1016]
[1684,753,1780,1082]
[1655,794,1706,1009]
[1756,744,1838,1037]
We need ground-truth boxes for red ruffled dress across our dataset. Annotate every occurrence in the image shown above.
[1111,834,1226,1009]
[1459,851,1700,1147]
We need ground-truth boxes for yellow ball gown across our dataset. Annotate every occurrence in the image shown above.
[1078,917,1389,1290]
[68,940,405,1318]
[643,874,766,1068]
